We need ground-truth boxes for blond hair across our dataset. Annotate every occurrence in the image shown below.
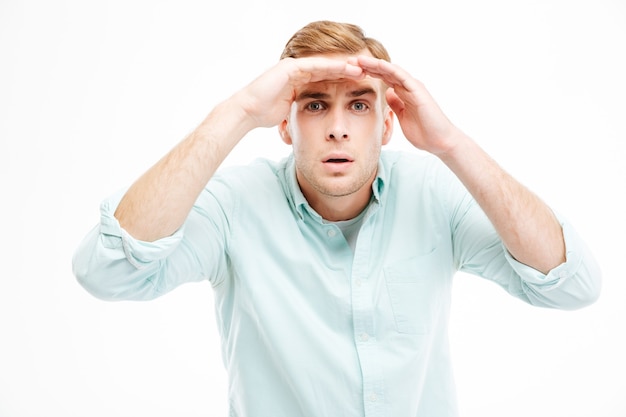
[280,20,391,62]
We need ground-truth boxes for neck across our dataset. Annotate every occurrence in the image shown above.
[311,192,372,222]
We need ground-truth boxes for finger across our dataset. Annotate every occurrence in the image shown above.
[385,88,405,115]
[292,57,365,83]
[356,55,417,93]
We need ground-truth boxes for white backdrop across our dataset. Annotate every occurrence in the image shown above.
[1,0,625,416]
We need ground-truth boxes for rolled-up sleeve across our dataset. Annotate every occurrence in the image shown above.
[73,180,233,301]
[440,159,602,311]
[502,212,602,309]
[100,189,185,268]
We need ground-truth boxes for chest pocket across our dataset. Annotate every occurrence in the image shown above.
[383,249,442,334]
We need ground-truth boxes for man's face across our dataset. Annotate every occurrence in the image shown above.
[280,67,393,209]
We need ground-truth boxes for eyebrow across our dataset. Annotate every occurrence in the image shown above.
[296,87,377,101]
[348,87,377,98]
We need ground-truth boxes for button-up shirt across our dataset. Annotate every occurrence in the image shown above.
[73,150,601,417]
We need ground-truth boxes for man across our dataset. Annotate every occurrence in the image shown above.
[73,20,601,417]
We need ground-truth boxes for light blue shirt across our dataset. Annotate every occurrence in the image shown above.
[73,150,601,417]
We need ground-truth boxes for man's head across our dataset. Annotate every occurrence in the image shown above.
[278,21,394,221]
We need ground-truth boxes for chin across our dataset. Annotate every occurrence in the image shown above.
[318,181,366,198]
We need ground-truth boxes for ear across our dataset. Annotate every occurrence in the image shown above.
[278,119,292,145]
[381,106,394,146]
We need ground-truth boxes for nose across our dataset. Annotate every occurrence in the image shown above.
[326,109,349,141]
[328,131,348,140]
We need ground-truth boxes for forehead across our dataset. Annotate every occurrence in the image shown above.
[295,77,382,98]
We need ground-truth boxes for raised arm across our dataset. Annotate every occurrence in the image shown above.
[357,55,564,274]
[437,135,565,274]
[114,57,365,241]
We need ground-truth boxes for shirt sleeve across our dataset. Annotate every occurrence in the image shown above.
[500,211,602,309]
[440,163,602,310]
[72,179,233,301]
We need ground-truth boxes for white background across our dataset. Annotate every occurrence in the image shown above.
[1,0,625,416]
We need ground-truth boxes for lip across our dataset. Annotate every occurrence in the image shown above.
[322,153,354,164]
[322,153,354,173]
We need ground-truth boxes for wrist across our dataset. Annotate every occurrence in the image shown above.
[433,128,474,162]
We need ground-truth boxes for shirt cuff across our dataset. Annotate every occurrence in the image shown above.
[503,213,583,291]
[99,189,184,269]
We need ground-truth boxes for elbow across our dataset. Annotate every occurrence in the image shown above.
[72,254,120,302]
[569,255,603,310]
[72,221,167,301]
[569,272,602,310]
[73,262,161,302]
[559,289,601,311]
[531,267,602,311]
[72,226,118,301]
[75,275,116,302]
[72,245,158,302]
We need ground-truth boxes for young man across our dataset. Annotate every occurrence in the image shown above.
[73,20,601,417]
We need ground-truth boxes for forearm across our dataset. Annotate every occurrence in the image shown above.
[115,98,255,241]
[439,132,566,274]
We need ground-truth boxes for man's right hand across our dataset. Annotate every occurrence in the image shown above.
[232,56,366,129]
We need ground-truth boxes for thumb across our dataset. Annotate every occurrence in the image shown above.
[385,88,405,116]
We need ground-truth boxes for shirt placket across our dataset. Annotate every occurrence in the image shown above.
[351,203,387,417]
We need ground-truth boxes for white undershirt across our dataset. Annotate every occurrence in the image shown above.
[326,207,369,253]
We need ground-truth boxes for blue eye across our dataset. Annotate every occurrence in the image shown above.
[352,102,368,112]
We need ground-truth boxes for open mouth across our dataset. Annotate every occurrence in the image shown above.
[325,158,351,163]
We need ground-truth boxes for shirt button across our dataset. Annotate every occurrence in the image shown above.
[355,278,362,287]
[360,332,370,342]
[327,229,337,238]
[368,393,378,402]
